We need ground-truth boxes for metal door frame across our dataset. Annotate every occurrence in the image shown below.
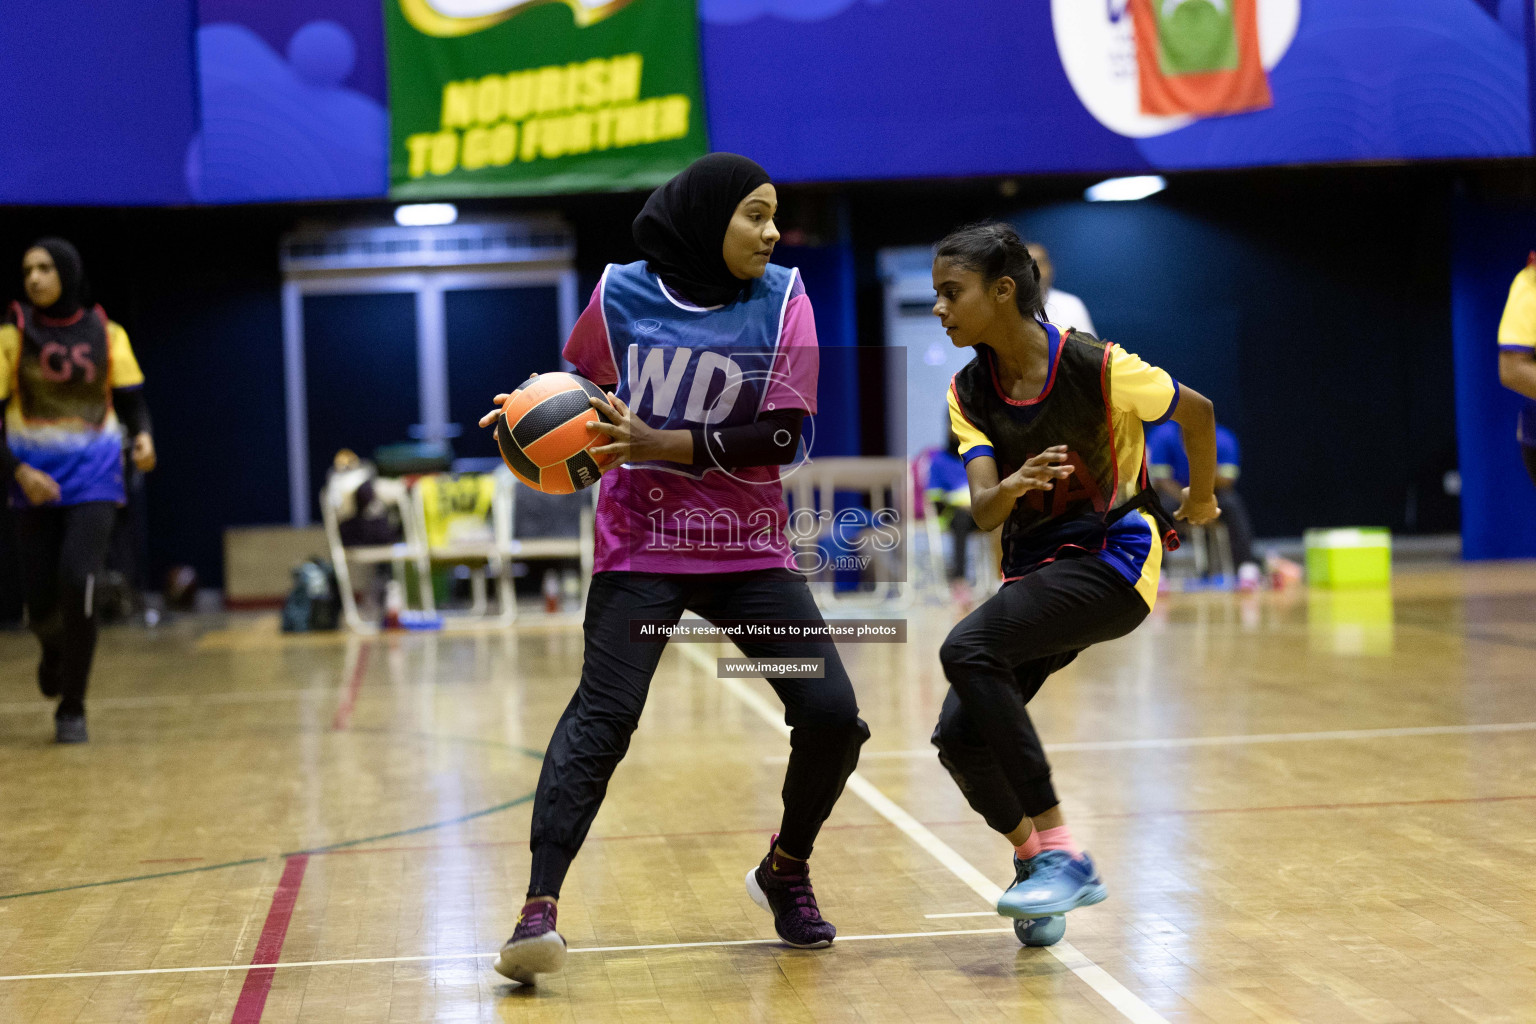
[281,219,577,526]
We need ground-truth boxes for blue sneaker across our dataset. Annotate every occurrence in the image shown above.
[996,849,1107,919]
[1002,855,1066,946]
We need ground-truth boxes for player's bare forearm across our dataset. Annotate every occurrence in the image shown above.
[1171,387,1218,502]
[970,481,1019,532]
[965,447,1071,532]
[964,455,1013,532]
[588,392,693,465]
[1498,350,1536,401]
[638,428,694,463]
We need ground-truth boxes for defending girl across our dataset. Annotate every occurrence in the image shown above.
[478,153,869,983]
[1,239,155,744]
[929,223,1219,943]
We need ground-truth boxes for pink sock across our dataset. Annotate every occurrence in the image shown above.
[1012,830,1042,861]
[1036,825,1081,857]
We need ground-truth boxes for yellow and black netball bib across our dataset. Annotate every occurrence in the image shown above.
[5,301,129,505]
[950,329,1122,577]
[12,302,112,427]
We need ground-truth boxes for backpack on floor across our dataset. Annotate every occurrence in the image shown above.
[281,559,340,632]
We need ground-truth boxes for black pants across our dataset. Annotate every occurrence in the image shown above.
[938,504,977,582]
[1522,445,1536,489]
[15,502,117,718]
[528,569,869,898]
[1160,487,1256,568]
[933,556,1147,832]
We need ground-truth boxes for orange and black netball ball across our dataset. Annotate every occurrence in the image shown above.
[494,372,616,494]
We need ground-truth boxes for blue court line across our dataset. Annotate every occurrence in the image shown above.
[347,725,544,761]
[0,858,271,902]
[283,792,537,856]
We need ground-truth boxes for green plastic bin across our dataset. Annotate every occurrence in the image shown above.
[1304,528,1391,588]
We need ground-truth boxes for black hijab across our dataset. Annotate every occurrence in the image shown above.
[29,237,86,319]
[632,153,771,308]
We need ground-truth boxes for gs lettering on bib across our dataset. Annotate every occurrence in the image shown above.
[599,261,797,479]
[11,302,112,427]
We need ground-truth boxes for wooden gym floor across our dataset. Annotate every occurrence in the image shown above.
[2,563,1535,1023]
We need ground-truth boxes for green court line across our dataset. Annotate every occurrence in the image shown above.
[0,790,538,902]
[348,726,545,761]
[284,791,537,856]
[0,857,269,902]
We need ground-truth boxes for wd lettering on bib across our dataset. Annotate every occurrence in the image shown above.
[600,260,797,478]
[625,347,746,423]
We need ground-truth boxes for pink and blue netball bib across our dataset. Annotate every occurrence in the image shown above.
[600,260,799,480]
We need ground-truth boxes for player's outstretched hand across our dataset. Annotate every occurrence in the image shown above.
[476,393,514,429]
[999,445,1074,498]
[1175,488,1221,526]
[587,392,655,466]
[479,373,545,428]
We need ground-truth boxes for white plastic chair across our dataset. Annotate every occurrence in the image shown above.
[412,470,516,628]
[418,472,596,624]
[497,478,595,619]
[910,450,951,597]
[320,473,431,634]
[1188,521,1236,580]
[784,457,915,610]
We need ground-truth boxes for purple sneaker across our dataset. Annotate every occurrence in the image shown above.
[745,836,836,949]
[494,899,566,984]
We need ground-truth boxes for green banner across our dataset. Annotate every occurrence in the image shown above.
[386,0,708,197]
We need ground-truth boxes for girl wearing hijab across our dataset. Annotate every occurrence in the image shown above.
[1,239,155,743]
[480,153,868,983]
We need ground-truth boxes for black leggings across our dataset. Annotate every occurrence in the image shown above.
[933,555,1147,832]
[1159,487,1256,567]
[528,569,869,898]
[938,504,977,582]
[15,502,117,718]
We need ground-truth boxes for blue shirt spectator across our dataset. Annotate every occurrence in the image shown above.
[924,447,969,499]
[1146,420,1258,584]
[1146,421,1241,489]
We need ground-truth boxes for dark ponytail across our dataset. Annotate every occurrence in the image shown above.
[934,222,1045,322]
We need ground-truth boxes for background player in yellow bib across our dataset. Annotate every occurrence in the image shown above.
[929,222,1218,945]
[1,238,155,743]
[1496,254,1536,485]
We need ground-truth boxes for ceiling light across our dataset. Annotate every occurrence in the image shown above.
[394,203,458,226]
[1084,176,1166,202]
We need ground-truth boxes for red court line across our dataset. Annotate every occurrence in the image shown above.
[230,854,310,1024]
[329,644,372,732]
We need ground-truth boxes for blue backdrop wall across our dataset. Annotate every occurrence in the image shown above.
[997,177,1458,541]
[1,0,1530,205]
[1451,198,1536,559]
[0,0,198,205]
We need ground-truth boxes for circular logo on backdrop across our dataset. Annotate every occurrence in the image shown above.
[1051,0,1300,138]
[399,0,637,36]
